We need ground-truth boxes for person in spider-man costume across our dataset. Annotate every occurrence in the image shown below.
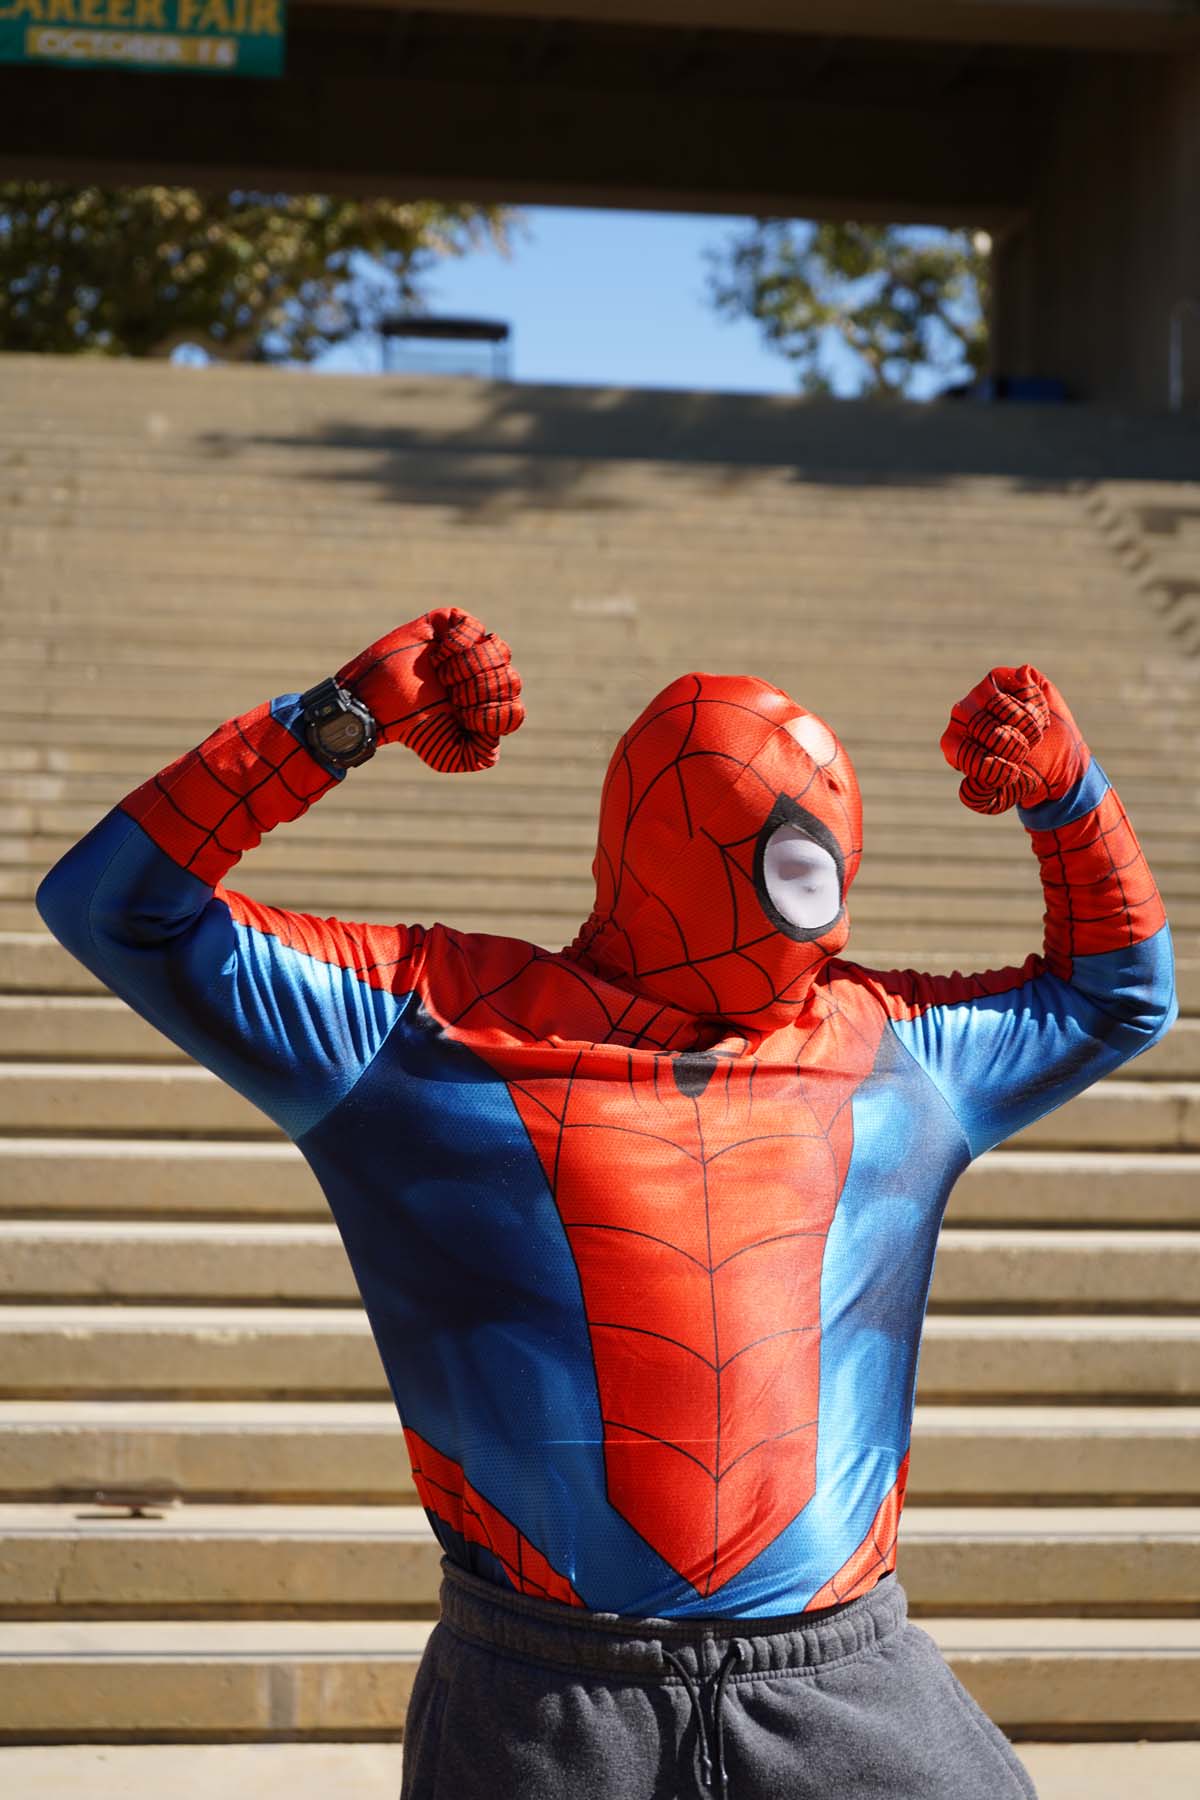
[38,609,1175,1800]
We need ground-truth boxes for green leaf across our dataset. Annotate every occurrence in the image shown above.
[707,218,990,398]
[0,184,513,362]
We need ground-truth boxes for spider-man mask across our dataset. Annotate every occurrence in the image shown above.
[569,672,862,1034]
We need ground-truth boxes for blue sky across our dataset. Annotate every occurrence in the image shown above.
[318,207,810,396]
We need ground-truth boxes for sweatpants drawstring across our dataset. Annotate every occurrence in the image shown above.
[664,1638,745,1797]
[663,1649,712,1791]
[711,1639,744,1796]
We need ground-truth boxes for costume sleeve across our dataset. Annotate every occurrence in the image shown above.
[865,755,1177,1158]
[35,694,424,1140]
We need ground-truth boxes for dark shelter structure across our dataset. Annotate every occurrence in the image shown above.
[2,0,1199,407]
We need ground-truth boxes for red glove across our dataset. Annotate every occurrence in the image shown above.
[940,665,1087,815]
[336,609,524,773]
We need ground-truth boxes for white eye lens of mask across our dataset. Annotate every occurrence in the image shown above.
[762,824,841,932]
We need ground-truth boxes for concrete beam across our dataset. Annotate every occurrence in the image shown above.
[307,2,1200,55]
[0,14,1043,224]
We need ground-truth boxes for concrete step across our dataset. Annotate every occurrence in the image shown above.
[1014,1085,1200,1151]
[12,633,1193,716]
[0,351,1187,443]
[3,556,1169,632]
[5,557,1160,623]
[1,546,1151,614]
[0,1614,1196,1736]
[12,491,1129,547]
[6,678,1187,756]
[1,1220,1196,1312]
[16,824,1200,892]
[6,996,1198,1078]
[0,1616,429,1737]
[3,629,1180,692]
[3,1066,1196,1151]
[1,1400,1196,1507]
[7,576,1157,652]
[19,823,1194,888]
[0,1066,282,1139]
[8,453,1183,519]
[0,505,1152,566]
[909,1406,1200,1505]
[12,867,1200,936]
[4,727,1194,806]
[12,627,1191,701]
[14,619,1197,733]
[3,1743,1199,1800]
[0,1502,439,1617]
[9,770,1197,861]
[0,1138,314,1217]
[949,1151,1200,1227]
[25,373,1150,448]
[0,1501,1196,1618]
[9,892,1199,951]
[2,419,1167,504]
[927,1229,1200,1312]
[28,867,1190,934]
[0,936,101,993]
[0,457,1127,527]
[16,803,1195,883]
[13,842,1196,918]
[11,743,1196,828]
[0,1746,414,1800]
[933,1616,1200,1733]
[0,458,1154,534]
[0,899,578,941]
[11,584,1181,667]
[1,1307,1195,1401]
[5,933,1199,1012]
[11,775,1197,853]
[2,1139,1194,1228]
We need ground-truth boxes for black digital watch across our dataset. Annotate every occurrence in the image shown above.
[298,676,379,770]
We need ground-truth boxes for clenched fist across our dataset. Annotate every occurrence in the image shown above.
[940,665,1087,815]
[337,608,524,773]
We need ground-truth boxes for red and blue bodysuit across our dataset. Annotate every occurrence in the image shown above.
[37,613,1176,1619]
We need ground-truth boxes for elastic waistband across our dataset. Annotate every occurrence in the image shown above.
[437,1560,907,1679]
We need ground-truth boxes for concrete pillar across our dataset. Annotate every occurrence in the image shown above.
[989,221,1035,386]
[994,50,1200,408]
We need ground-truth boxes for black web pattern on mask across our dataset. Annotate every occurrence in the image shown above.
[579,680,863,1023]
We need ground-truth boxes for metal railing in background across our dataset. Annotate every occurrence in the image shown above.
[378,315,513,380]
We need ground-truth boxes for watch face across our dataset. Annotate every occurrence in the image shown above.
[317,713,367,757]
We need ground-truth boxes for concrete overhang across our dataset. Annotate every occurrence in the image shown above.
[318,0,1200,53]
[0,7,1067,221]
[2,1,1185,225]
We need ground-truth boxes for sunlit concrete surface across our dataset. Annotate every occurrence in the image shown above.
[1,1740,1200,1799]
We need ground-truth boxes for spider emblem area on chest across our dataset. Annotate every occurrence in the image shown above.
[502,1035,876,1596]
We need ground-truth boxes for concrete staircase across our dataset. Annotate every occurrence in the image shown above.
[0,356,1198,1777]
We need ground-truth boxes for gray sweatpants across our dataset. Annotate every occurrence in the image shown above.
[401,1560,1038,1800]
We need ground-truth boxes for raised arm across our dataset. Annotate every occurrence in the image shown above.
[35,609,523,1137]
[867,665,1176,1158]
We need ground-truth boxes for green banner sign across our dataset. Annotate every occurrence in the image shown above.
[0,0,284,75]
